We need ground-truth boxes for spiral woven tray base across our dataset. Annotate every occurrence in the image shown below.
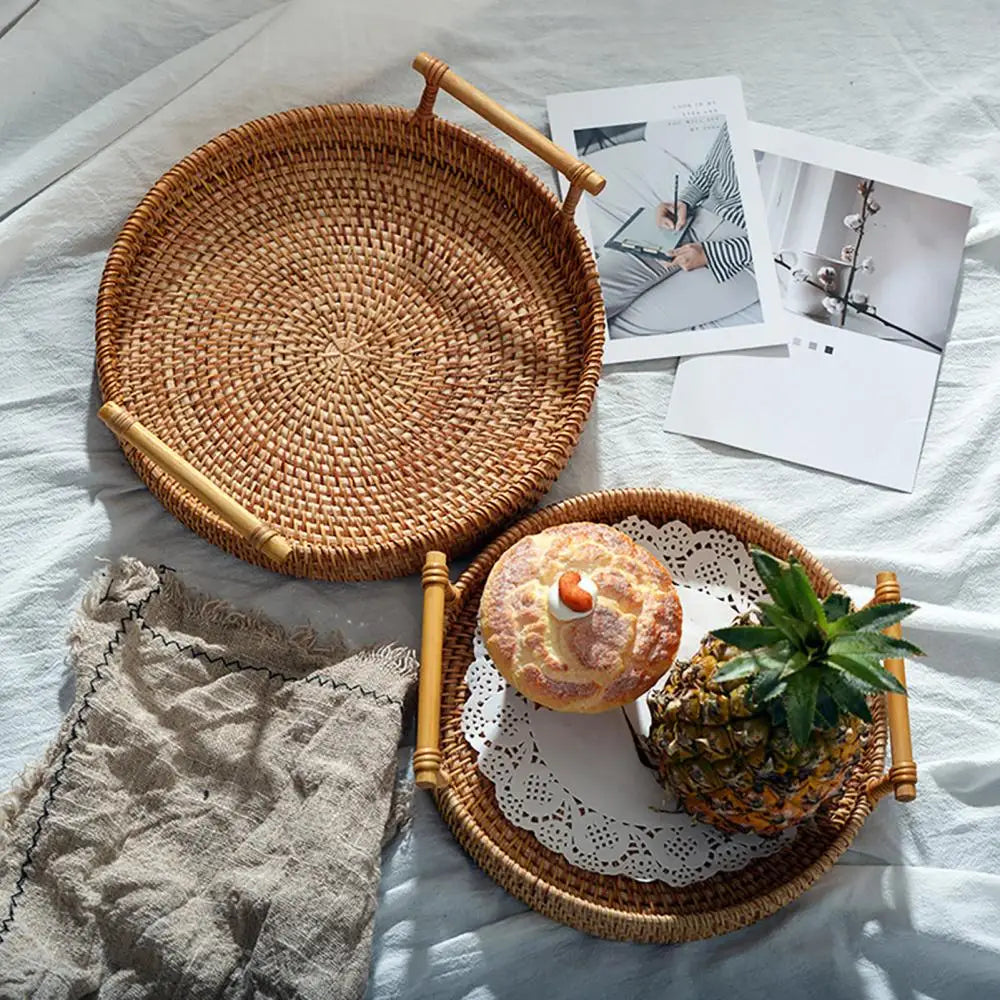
[433,489,888,943]
[96,98,604,580]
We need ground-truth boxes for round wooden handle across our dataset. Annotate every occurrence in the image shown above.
[872,571,917,803]
[414,550,456,790]
[411,52,605,198]
[98,401,292,564]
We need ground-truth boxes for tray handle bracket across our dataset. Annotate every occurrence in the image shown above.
[411,52,605,216]
[414,550,458,790]
[865,571,918,804]
[98,401,292,565]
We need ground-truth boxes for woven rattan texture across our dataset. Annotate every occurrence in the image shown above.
[96,105,604,580]
[435,489,887,942]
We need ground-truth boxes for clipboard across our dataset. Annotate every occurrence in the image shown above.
[604,206,695,261]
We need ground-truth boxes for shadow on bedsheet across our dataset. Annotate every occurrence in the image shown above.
[369,606,1000,1000]
[75,370,183,671]
[378,688,1000,1000]
[369,783,989,1000]
[57,371,156,710]
[83,367,169,567]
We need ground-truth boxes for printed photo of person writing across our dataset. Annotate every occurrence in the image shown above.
[575,119,763,341]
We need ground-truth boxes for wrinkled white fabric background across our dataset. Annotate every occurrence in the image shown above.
[1,1,999,997]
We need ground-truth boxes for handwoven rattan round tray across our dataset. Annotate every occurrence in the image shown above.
[95,55,605,580]
[427,489,904,942]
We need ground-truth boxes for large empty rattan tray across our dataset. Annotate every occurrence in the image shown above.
[95,54,605,580]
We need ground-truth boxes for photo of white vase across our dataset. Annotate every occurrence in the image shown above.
[775,249,852,318]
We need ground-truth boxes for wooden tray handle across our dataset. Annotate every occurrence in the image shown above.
[98,401,292,565]
[411,52,606,216]
[414,550,458,790]
[866,571,918,804]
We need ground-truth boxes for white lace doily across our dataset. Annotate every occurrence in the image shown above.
[461,517,794,886]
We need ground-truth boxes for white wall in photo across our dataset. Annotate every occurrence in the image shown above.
[763,156,968,349]
[816,175,966,348]
[759,154,835,254]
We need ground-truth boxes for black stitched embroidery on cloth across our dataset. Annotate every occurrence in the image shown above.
[0,559,416,1000]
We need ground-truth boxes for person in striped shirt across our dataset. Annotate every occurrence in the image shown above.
[659,123,751,282]
[598,122,757,334]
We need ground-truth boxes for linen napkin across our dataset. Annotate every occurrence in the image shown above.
[0,558,416,999]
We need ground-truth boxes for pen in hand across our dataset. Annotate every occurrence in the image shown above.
[657,174,682,229]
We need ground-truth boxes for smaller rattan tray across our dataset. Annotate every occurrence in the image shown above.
[413,490,917,942]
[95,54,606,580]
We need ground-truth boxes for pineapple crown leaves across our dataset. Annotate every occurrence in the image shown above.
[711,548,923,748]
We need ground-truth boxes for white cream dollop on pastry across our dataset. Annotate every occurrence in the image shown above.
[547,572,598,621]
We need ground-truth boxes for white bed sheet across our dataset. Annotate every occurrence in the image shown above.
[2,1,1000,997]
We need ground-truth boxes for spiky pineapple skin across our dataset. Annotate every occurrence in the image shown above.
[646,615,864,837]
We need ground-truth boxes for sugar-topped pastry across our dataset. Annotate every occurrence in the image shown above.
[480,522,683,713]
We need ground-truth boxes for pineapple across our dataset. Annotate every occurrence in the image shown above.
[646,549,920,836]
